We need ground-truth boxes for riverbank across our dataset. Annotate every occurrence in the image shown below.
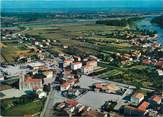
[135,16,163,45]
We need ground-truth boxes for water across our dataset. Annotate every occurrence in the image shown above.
[135,17,163,45]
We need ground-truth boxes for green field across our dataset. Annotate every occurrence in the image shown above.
[2,17,161,90]
[1,99,43,116]
[1,43,31,63]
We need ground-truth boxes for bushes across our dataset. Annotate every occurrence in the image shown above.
[96,19,128,26]
[96,17,141,27]
[151,15,163,28]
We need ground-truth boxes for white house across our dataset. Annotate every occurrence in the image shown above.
[36,89,47,99]
[131,93,144,105]
[71,62,82,70]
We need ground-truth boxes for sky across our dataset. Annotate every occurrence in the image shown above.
[1,0,163,12]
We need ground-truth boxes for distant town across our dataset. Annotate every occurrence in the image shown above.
[0,4,163,117]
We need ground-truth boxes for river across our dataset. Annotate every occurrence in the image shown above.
[135,16,163,45]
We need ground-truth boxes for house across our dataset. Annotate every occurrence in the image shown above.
[155,61,163,68]
[81,65,94,75]
[64,59,73,67]
[150,95,161,105]
[71,62,82,70]
[157,69,163,76]
[65,99,79,107]
[60,82,70,91]
[19,76,43,91]
[36,89,47,99]
[60,78,77,91]
[27,62,45,70]
[86,60,97,67]
[123,106,147,116]
[131,92,144,105]
[137,101,150,112]
[64,99,79,113]
[82,59,97,75]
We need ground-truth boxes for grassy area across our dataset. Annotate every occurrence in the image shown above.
[98,64,161,89]
[1,100,43,116]
[17,19,161,90]
[1,43,31,63]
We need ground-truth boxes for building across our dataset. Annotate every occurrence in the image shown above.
[71,62,82,70]
[19,76,43,91]
[137,101,150,112]
[65,99,79,107]
[150,95,161,105]
[157,69,163,76]
[81,65,94,75]
[60,82,71,91]
[86,60,97,67]
[64,59,73,67]
[36,89,47,99]
[82,59,97,75]
[27,62,45,70]
[123,106,147,116]
[131,92,144,105]
[155,61,163,68]
[60,79,77,91]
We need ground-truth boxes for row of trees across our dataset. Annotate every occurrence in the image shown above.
[151,15,163,28]
[96,17,141,27]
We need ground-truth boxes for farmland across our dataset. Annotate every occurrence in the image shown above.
[1,15,162,90]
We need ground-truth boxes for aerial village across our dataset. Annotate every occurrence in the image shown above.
[0,29,163,117]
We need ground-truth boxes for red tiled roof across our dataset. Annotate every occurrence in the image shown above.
[143,59,151,65]
[137,101,150,112]
[151,95,161,103]
[62,82,70,88]
[32,86,40,90]
[155,61,163,67]
[73,62,82,65]
[66,99,78,107]
[25,77,41,83]
[64,59,73,63]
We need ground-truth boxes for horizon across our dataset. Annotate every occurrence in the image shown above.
[1,0,163,12]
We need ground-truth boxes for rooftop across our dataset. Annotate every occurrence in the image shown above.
[25,77,41,83]
[151,95,161,103]
[137,101,150,112]
[61,82,70,88]
[66,99,78,107]
[72,62,82,65]
[132,92,144,99]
